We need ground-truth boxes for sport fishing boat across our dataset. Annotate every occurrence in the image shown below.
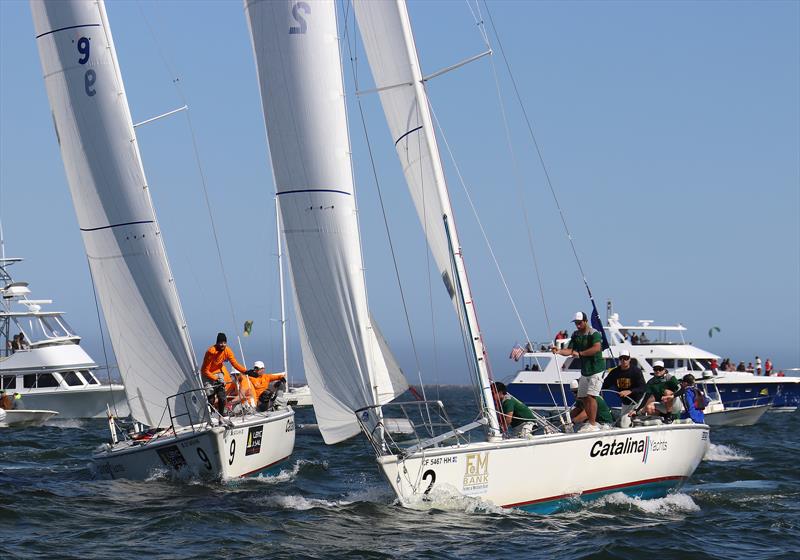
[244,0,709,512]
[508,312,797,412]
[31,0,294,480]
[0,407,58,428]
[1,257,126,418]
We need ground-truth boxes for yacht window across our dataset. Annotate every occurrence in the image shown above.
[36,373,59,388]
[697,359,711,370]
[662,359,675,369]
[61,371,84,386]
[81,370,100,385]
[564,358,582,371]
[676,359,685,368]
[1,375,15,389]
[41,316,68,338]
[23,374,37,388]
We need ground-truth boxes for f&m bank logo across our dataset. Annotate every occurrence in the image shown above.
[462,452,489,494]
[589,435,668,464]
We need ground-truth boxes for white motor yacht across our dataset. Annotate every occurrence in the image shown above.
[1,258,127,418]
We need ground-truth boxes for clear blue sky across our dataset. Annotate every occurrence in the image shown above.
[1,1,798,384]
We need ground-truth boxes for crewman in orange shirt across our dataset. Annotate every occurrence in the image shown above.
[249,360,287,411]
[201,332,247,414]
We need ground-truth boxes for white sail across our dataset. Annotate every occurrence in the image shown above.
[244,0,406,444]
[31,0,201,428]
[354,0,501,434]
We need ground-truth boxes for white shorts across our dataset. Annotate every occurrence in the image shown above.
[577,372,603,398]
[655,398,683,415]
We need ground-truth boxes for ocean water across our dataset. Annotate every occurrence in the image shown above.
[1,387,797,560]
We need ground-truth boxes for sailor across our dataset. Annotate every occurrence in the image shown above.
[570,380,614,426]
[0,390,13,410]
[200,332,247,414]
[602,349,645,427]
[636,360,683,422]
[249,361,288,412]
[676,374,706,423]
[492,382,536,438]
[12,392,23,410]
[551,311,606,432]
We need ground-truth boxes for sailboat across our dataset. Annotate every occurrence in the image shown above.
[31,0,294,479]
[245,0,709,512]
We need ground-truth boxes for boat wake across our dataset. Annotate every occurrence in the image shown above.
[250,459,328,484]
[45,419,87,429]
[402,484,508,515]
[703,443,752,462]
[591,491,700,514]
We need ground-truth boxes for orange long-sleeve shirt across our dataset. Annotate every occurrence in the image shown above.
[201,345,246,384]
[249,372,287,400]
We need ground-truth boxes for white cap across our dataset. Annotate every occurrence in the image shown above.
[619,348,631,358]
[569,379,579,391]
[573,311,588,322]
[253,360,265,369]
[653,360,665,368]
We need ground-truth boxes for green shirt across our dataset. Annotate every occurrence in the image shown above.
[645,374,680,400]
[568,328,606,377]
[502,395,534,427]
[596,395,614,424]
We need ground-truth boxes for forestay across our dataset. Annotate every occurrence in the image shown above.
[244,0,407,444]
[31,0,201,428]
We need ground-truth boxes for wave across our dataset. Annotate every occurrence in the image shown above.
[593,491,700,514]
[268,494,353,511]
[45,419,88,429]
[250,459,328,484]
[402,484,508,515]
[703,443,752,462]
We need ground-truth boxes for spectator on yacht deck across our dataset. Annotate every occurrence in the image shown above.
[201,332,248,415]
[765,358,773,376]
[570,380,613,426]
[0,390,13,410]
[551,311,606,433]
[635,361,682,421]
[492,382,535,438]
[755,356,762,376]
[602,349,645,426]
[746,362,754,373]
[709,358,719,376]
[736,361,746,372]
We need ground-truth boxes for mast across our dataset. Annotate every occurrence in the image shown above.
[354,0,501,435]
[275,198,288,376]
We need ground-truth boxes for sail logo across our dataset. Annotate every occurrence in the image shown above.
[462,452,489,494]
[590,435,668,463]
[245,425,264,456]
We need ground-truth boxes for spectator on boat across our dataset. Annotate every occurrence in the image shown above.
[765,358,773,377]
[636,361,682,421]
[755,356,762,376]
[639,331,649,343]
[10,334,20,352]
[201,332,247,415]
[746,362,754,373]
[736,361,746,372]
[12,393,23,409]
[709,358,719,376]
[551,311,605,433]
[493,381,535,438]
[677,374,706,423]
[0,390,13,410]
[570,380,613,426]
[602,349,645,426]
[630,333,639,345]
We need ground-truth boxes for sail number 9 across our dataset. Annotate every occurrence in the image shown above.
[77,36,96,97]
[289,2,310,34]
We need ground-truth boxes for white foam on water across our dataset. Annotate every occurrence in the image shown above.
[45,418,87,429]
[250,459,327,484]
[703,443,752,462]
[594,491,700,514]
[402,484,508,515]
[269,494,351,511]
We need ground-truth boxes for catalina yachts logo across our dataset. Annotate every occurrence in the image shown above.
[590,435,668,464]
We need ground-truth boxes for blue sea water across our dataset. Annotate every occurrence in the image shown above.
[1,386,798,559]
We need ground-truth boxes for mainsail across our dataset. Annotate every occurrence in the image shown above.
[244,0,407,444]
[31,0,201,428]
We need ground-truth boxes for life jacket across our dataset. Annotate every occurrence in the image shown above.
[680,386,707,411]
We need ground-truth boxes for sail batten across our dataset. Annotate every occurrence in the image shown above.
[31,0,201,428]
[245,0,406,444]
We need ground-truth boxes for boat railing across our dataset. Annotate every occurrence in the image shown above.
[166,388,214,433]
[722,395,773,409]
[355,400,483,458]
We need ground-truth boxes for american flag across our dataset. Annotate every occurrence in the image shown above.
[509,344,525,361]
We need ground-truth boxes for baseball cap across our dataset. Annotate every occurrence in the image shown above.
[653,360,665,369]
[253,360,265,369]
[619,349,631,358]
[569,379,579,391]
[573,311,588,323]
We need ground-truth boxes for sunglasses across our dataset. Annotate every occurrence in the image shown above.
[653,367,665,371]
[620,356,630,360]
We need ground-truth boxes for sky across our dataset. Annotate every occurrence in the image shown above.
[1,0,798,386]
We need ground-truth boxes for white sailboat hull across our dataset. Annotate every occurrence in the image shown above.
[93,409,295,480]
[0,409,59,427]
[377,423,709,513]
[703,404,770,427]
[285,385,312,408]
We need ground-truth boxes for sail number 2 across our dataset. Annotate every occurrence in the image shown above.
[289,2,310,34]
[77,36,96,97]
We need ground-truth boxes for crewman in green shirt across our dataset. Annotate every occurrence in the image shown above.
[569,379,614,425]
[637,360,683,420]
[493,382,536,438]
[552,311,606,432]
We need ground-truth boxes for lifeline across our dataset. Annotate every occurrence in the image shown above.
[590,437,647,457]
